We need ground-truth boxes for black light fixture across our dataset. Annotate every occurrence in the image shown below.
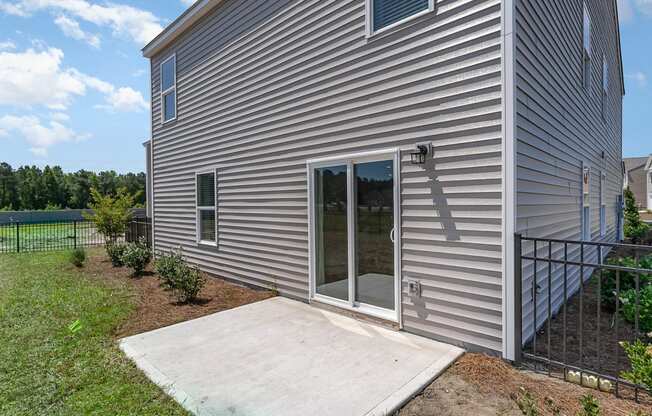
[410,144,429,165]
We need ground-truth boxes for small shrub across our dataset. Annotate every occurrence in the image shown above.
[620,285,652,333]
[69,248,86,268]
[601,255,652,310]
[516,387,539,416]
[624,187,650,243]
[577,394,601,416]
[121,239,152,276]
[154,249,185,290]
[171,265,206,303]
[106,243,127,267]
[620,339,652,390]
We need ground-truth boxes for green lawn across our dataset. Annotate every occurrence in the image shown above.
[0,251,189,415]
[0,222,103,253]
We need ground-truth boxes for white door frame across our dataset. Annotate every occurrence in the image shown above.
[307,148,402,325]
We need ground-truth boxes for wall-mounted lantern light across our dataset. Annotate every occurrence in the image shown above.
[410,144,430,165]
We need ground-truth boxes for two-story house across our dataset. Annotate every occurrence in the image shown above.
[143,0,624,360]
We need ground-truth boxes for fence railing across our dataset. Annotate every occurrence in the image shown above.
[515,233,652,400]
[0,218,151,254]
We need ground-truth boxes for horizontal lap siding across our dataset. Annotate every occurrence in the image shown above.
[150,0,503,352]
[515,0,623,341]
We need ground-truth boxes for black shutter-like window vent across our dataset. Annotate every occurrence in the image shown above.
[373,0,429,32]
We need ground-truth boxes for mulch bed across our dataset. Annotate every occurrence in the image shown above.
[457,354,652,415]
[82,249,275,338]
[401,354,652,415]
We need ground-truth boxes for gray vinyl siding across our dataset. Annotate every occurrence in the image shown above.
[149,0,503,352]
[514,0,623,341]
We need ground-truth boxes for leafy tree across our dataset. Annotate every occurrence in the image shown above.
[84,187,134,245]
[0,162,19,209]
[625,187,650,243]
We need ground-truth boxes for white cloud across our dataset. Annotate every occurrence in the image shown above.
[0,114,87,156]
[0,46,149,112]
[132,68,146,77]
[54,14,100,48]
[0,40,16,50]
[49,112,70,122]
[626,71,648,88]
[0,0,163,45]
[180,0,195,6]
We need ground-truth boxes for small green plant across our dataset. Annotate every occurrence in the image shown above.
[69,247,86,268]
[106,243,127,267]
[577,394,600,416]
[84,187,134,252]
[171,265,206,304]
[620,285,652,332]
[516,387,539,416]
[624,187,650,243]
[121,239,152,276]
[154,249,185,290]
[620,339,652,390]
[601,254,652,311]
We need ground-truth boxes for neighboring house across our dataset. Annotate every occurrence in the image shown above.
[142,0,624,360]
[624,155,652,211]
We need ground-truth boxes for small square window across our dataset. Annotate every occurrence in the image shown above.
[371,0,430,33]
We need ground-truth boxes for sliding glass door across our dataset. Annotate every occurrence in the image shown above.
[310,150,399,320]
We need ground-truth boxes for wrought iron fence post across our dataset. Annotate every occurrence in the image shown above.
[16,222,20,253]
[73,220,77,249]
[514,233,523,363]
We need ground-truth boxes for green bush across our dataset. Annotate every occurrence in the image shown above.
[106,243,127,267]
[601,255,652,310]
[625,187,650,243]
[84,187,134,247]
[620,285,652,333]
[121,239,152,276]
[620,339,652,390]
[154,249,185,290]
[171,265,206,304]
[69,248,86,268]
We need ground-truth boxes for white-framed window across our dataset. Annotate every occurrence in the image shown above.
[602,55,609,120]
[366,0,435,37]
[196,170,217,245]
[582,3,591,91]
[160,55,176,124]
[582,165,591,241]
[600,171,606,237]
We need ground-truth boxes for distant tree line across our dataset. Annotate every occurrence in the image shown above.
[0,162,146,211]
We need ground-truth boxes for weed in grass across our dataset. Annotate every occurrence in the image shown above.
[578,394,601,416]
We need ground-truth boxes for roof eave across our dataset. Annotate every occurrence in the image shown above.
[142,0,223,59]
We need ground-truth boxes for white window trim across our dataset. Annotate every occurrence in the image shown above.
[365,0,435,38]
[160,54,177,125]
[582,3,591,91]
[582,164,591,241]
[600,171,606,237]
[195,169,218,246]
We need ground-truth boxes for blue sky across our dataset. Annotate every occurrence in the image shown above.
[0,0,650,174]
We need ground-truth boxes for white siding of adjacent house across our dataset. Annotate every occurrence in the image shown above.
[514,0,623,341]
[149,0,504,352]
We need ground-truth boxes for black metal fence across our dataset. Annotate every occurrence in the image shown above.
[515,233,652,400]
[0,218,151,254]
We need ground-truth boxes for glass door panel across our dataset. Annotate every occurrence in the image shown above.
[354,160,395,310]
[314,165,349,301]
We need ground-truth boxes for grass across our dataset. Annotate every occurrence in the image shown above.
[0,250,189,415]
[0,221,102,253]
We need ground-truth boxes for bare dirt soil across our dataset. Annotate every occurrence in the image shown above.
[82,249,275,338]
[400,354,652,416]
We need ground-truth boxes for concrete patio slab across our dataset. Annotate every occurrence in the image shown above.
[120,297,464,416]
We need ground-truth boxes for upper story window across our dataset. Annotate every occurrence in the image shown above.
[602,55,609,119]
[369,0,433,35]
[582,3,591,91]
[160,55,176,124]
